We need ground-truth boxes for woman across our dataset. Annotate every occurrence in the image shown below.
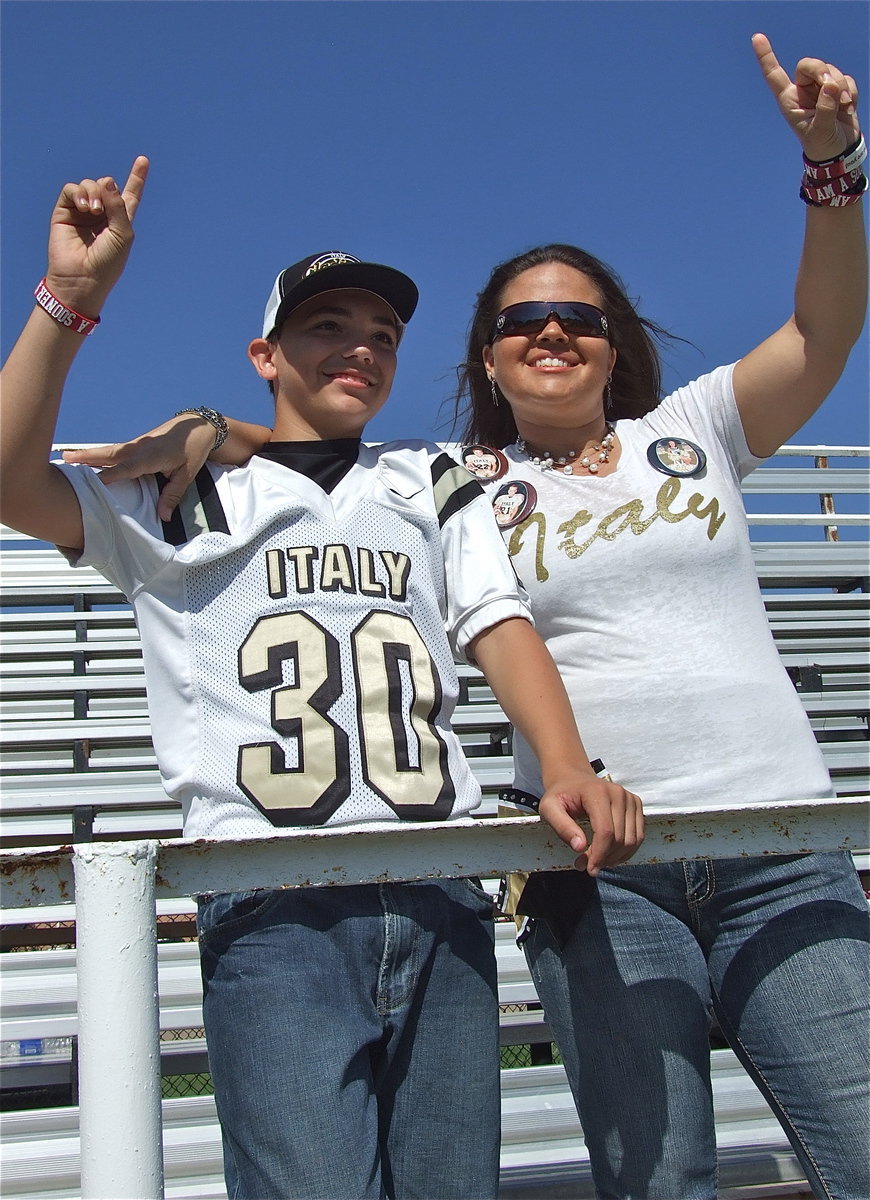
[64,34,868,1199]
[449,36,869,1200]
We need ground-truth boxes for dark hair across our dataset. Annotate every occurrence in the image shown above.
[453,243,676,447]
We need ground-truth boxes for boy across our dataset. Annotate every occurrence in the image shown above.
[0,158,642,1199]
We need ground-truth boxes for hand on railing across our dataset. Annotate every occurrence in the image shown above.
[538,775,644,875]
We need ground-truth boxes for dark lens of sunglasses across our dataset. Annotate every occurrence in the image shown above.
[492,302,608,340]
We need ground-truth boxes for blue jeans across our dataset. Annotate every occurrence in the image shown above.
[523,851,870,1200]
[197,878,500,1200]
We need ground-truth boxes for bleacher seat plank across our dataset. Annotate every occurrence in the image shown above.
[741,466,869,493]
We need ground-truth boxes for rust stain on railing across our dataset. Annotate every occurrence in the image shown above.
[0,845,74,902]
[816,454,840,542]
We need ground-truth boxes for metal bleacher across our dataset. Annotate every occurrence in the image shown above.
[1,444,868,1200]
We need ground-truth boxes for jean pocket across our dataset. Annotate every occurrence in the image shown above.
[197,887,284,945]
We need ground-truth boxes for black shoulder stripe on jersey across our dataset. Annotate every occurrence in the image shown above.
[194,466,231,534]
[156,467,230,546]
[431,453,483,528]
[156,473,187,546]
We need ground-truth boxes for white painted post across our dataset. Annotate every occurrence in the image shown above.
[73,841,164,1200]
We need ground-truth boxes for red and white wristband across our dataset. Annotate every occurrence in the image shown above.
[800,134,868,207]
[34,278,101,336]
[803,134,867,182]
[801,174,868,207]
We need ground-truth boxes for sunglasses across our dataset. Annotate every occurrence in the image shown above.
[490,301,609,342]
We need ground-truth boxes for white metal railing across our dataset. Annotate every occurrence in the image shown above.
[756,444,870,543]
[772,445,870,455]
[1,799,868,1200]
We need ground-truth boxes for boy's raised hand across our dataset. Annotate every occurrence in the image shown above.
[752,33,860,164]
[45,156,149,317]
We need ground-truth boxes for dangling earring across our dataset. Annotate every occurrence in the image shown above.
[490,377,500,408]
[604,376,613,417]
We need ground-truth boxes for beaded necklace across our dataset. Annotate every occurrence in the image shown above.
[515,426,616,475]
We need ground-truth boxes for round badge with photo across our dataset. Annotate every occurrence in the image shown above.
[491,479,538,530]
[459,444,509,482]
[647,437,707,477]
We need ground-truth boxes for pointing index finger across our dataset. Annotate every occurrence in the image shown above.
[752,32,791,98]
[121,156,150,221]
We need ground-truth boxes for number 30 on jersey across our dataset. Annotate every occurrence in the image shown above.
[236,609,455,825]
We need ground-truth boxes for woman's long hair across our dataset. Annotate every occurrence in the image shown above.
[453,243,676,448]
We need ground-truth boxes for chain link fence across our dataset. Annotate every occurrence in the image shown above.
[499,1003,562,1070]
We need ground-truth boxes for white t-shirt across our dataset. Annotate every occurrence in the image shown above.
[482,364,834,811]
[57,441,531,839]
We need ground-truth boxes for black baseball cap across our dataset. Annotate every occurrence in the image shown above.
[262,251,419,338]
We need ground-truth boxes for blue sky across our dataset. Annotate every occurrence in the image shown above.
[2,0,868,451]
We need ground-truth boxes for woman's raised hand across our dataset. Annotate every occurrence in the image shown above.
[752,33,860,164]
[62,412,215,522]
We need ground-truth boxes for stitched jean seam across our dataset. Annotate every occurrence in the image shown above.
[712,990,836,1200]
[684,859,716,940]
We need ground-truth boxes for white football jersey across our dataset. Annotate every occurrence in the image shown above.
[57,441,531,839]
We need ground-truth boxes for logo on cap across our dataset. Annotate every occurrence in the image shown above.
[304,252,361,277]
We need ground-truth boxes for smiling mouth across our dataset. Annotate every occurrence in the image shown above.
[328,372,374,388]
[530,357,572,369]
